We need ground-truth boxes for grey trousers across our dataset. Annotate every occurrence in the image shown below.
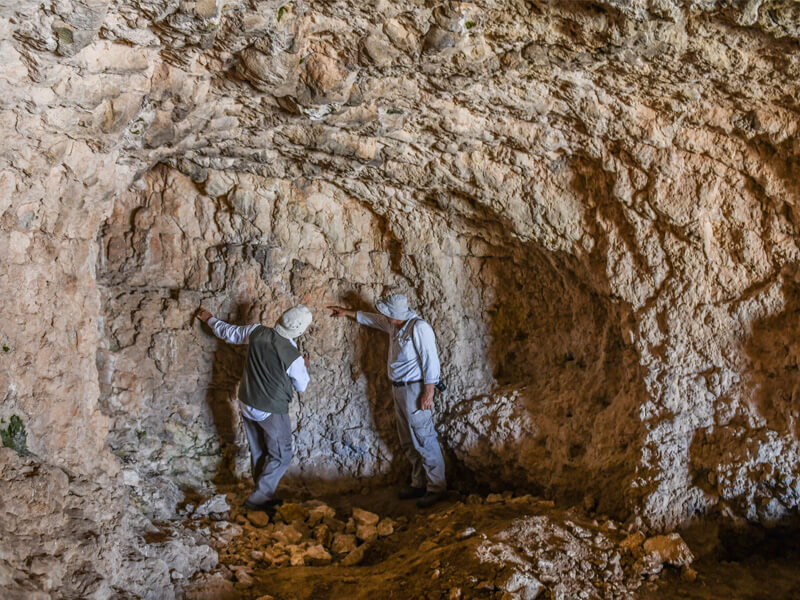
[393,381,446,493]
[241,413,293,504]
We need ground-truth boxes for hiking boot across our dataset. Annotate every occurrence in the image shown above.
[416,491,446,509]
[397,485,426,500]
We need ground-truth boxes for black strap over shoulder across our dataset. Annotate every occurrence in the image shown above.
[408,318,447,393]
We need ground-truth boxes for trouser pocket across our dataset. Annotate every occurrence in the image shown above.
[408,409,436,449]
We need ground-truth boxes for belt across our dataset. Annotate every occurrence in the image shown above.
[390,379,423,387]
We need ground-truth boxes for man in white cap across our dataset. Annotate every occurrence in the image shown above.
[328,294,446,508]
[196,304,313,512]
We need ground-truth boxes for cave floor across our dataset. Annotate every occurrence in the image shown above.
[183,486,800,600]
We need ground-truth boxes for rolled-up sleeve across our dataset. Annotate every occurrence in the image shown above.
[356,311,392,333]
[208,317,260,344]
[415,321,441,384]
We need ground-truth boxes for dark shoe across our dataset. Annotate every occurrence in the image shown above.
[416,491,446,509]
[244,497,282,513]
[398,485,426,500]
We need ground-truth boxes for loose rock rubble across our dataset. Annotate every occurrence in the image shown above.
[198,495,397,576]
[185,490,697,600]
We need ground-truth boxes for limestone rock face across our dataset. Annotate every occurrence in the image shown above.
[2,0,800,595]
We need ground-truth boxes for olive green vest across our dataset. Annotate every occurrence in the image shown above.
[239,326,302,414]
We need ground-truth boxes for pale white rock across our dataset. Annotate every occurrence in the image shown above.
[194,494,230,518]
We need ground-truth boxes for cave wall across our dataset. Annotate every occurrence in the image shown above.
[95,164,648,522]
[2,0,800,595]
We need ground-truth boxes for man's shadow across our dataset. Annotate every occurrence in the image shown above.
[341,291,407,485]
[200,301,254,486]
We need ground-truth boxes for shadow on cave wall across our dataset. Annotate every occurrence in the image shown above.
[689,272,800,523]
[438,155,651,519]
[279,255,412,494]
[741,276,800,439]
[477,242,648,518]
[201,301,252,485]
[343,289,401,474]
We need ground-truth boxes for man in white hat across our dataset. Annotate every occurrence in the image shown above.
[328,293,446,508]
[196,304,313,512]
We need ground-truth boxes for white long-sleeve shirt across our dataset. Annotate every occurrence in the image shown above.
[356,312,441,384]
[208,317,309,421]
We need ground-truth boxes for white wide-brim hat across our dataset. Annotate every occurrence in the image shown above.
[376,293,417,320]
[275,304,313,339]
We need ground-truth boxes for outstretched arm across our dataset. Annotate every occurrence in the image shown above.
[328,305,391,332]
[196,308,259,344]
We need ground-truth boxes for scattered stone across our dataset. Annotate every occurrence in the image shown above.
[377,518,394,537]
[352,507,380,527]
[643,534,694,567]
[501,571,544,600]
[288,546,306,567]
[459,527,477,538]
[323,516,347,533]
[307,503,336,526]
[313,523,333,547]
[246,512,269,528]
[509,494,535,505]
[331,533,358,556]
[271,523,304,545]
[356,523,378,543]
[277,503,309,523]
[264,550,290,567]
[194,494,230,518]
[345,518,356,534]
[486,493,505,504]
[681,566,698,582]
[340,543,368,567]
[620,531,646,551]
[448,587,462,599]
[232,567,253,589]
[304,544,333,566]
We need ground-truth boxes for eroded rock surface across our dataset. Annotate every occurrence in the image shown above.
[2,0,800,596]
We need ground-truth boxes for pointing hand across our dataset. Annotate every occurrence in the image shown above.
[327,305,350,318]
